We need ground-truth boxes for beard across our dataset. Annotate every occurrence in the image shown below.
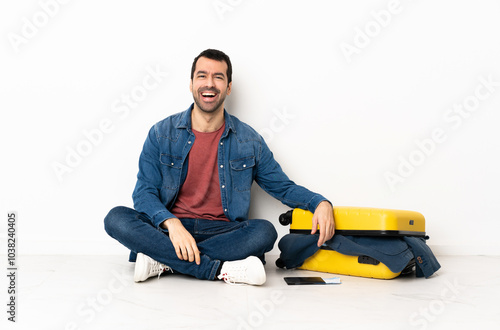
[192,87,227,114]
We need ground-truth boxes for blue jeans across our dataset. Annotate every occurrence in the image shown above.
[104,206,278,280]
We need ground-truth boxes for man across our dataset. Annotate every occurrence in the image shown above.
[104,49,334,285]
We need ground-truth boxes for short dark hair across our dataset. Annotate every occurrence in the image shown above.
[191,49,232,84]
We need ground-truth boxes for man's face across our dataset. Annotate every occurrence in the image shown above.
[190,57,232,114]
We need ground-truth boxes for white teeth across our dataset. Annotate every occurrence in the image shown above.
[202,92,216,97]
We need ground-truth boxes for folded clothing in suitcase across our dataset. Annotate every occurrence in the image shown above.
[276,207,440,279]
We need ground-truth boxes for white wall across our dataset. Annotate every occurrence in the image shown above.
[1,0,499,256]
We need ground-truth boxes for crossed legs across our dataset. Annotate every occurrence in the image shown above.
[104,206,278,281]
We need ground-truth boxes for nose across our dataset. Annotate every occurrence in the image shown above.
[205,75,215,87]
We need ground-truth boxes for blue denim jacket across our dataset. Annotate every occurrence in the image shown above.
[132,104,328,228]
[276,234,441,278]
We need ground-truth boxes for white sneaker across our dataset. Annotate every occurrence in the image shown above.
[217,256,266,285]
[134,253,172,282]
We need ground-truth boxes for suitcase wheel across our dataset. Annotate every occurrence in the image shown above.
[279,210,293,226]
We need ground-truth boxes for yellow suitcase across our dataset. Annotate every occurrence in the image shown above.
[279,207,426,237]
[279,207,425,279]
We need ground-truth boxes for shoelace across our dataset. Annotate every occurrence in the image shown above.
[149,261,172,279]
[218,265,247,285]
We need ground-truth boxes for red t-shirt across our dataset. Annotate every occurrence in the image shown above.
[170,124,228,221]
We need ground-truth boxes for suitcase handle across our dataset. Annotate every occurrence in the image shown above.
[358,256,380,265]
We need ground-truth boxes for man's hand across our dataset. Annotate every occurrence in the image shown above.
[311,201,335,247]
[161,218,200,265]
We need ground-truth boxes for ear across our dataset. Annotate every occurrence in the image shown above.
[189,79,193,93]
[226,82,232,96]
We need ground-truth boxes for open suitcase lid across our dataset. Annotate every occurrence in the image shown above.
[280,207,426,237]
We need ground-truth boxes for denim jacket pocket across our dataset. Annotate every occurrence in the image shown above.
[230,156,255,191]
[160,154,182,189]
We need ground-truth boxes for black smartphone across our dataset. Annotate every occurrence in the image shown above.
[284,277,326,285]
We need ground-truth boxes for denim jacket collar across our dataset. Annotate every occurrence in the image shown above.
[175,103,237,136]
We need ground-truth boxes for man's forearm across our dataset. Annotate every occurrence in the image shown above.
[132,188,176,228]
[160,217,180,229]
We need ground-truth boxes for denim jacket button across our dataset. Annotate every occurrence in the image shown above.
[220,165,223,168]
[221,185,225,189]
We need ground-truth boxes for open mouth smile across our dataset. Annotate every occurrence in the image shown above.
[199,89,219,102]
[201,92,217,98]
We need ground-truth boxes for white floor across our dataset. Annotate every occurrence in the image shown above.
[2,255,499,330]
